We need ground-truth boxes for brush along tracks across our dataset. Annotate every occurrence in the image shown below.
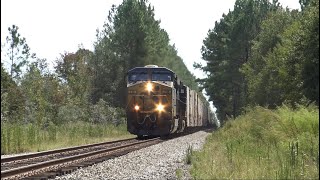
[1,137,163,180]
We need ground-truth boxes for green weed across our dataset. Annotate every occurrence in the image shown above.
[176,168,183,180]
[190,105,319,179]
[1,122,133,154]
[186,145,194,164]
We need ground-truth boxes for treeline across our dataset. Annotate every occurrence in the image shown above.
[197,0,319,122]
[1,0,200,126]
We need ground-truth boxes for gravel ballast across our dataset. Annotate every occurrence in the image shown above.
[54,130,211,180]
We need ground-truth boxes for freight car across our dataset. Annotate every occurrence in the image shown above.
[125,65,211,138]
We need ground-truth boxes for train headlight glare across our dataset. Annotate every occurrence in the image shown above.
[156,104,164,112]
[146,82,153,92]
[134,105,140,111]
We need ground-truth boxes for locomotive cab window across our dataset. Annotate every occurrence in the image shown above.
[128,72,149,82]
[151,70,173,81]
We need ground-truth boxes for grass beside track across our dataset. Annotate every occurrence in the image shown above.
[1,122,134,154]
[190,104,319,179]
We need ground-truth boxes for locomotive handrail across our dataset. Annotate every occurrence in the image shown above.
[131,94,167,97]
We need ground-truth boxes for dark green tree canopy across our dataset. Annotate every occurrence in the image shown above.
[91,0,201,107]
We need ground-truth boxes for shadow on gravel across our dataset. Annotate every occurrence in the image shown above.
[135,127,215,141]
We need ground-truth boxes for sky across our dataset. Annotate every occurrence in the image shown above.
[1,0,301,75]
[1,0,301,112]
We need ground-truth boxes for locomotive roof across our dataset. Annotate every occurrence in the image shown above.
[127,66,174,74]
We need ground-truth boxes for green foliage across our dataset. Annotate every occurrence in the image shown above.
[57,102,88,123]
[2,25,35,81]
[1,65,12,121]
[91,0,165,106]
[241,8,297,107]
[1,122,132,154]
[1,63,25,123]
[159,45,199,90]
[199,0,319,122]
[91,0,200,107]
[0,1,207,157]
[55,49,93,104]
[1,26,38,123]
[175,169,183,180]
[27,123,37,146]
[90,98,125,125]
[48,121,57,141]
[186,145,194,164]
[21,59,64,125]
[6,85,25,123]
[90,35,123,105]
[299,0,313,10]
[298,0,319,105]
[1,123,28,154]
[190,105,319,179]
[1,92,9,122]
[1,62,14,90]
[199,0,277,122]
[243,0,319,108]
[1,123,8,154]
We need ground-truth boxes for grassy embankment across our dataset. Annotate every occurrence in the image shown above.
[190,105,319,179]
[1,122,134,154]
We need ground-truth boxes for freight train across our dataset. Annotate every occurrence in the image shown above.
[126,65,212,138]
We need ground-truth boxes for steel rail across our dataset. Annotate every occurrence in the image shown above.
[1,138,160,179]
[1,137,137,163]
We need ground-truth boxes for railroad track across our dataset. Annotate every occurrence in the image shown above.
[1,137,163,180]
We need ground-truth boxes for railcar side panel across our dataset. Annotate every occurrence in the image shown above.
[195,91,198,126]
[188,89,195,127]
[203,104,208,126]
[186,86,190,127]
[196,93,201,127]
[193,90,197,127]
[200,94,202,126]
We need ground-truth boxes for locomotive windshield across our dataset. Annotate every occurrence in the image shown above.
[128,72,148,82]
[127,67,174,83]
[151,69,173,81]
[151,73,172,81]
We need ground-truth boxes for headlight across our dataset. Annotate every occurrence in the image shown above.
[156,103,164,112]
[134,105,140,111]
[146,82,153,92]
